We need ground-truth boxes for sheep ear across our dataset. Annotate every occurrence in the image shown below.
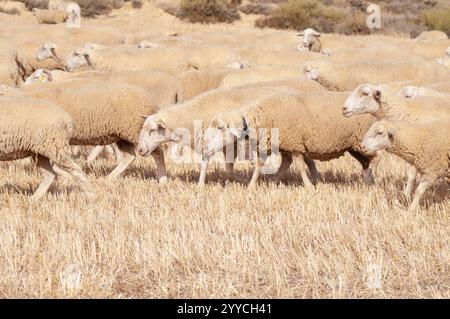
[229,127,242,138]
[373,88,382,101]
[212,118,227,130]
[297,33,304,37]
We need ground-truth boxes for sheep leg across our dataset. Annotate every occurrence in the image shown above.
[305,157,320,184]
[348,150,375,185]
[198,156,210,186]
[55,159,95,199]
[404,164,417,199]
[150,146,167,184]
[293,154,314,189]
[409,176,433,211]
[107,141,136,180]
[274,151,293,177]
[31,155,57,201]
[86,146,105,165]
[248,155,262,188]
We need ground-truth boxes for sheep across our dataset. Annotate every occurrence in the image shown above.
[361,120,449,211]
[297,28,331,55]
[343,83,450,198]
[48,0,81,28]
[12,41,68,82]
[177,68,233,101]
[415,30,448,41]
[202,92,380,188]
[15,83,168,182]
[0,95,94,200]
[65,46,199,74]
[0,49,20,86]
[303,60,450,91]
[397,86,450,99]
[32,9,67,24]
[137,85,321,185]
[0,1,27,13]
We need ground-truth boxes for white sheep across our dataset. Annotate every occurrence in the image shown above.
[65,46,199,74]
[0,95,94,200]
[32,8,67,24]
[343,83,450,198]
[202,92,380,188]
[297,28,331,55]
[415,30,448,41]
[15,83,169,182]
[361,120,449,211]
[137,85,319,185]
[303,60,449,91]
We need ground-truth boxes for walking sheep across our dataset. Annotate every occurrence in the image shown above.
[0,96,94,200]
[343,83,450,198]
[361,120,449,211]
[203,92,380,188]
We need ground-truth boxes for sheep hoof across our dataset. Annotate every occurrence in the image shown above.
[158,176,168,184]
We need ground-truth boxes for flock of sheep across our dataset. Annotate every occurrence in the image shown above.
[0,6,449,211]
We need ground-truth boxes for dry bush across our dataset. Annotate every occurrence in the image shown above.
[421,8,450,36]
[19,0,48,10]
[255,0,345,32]
[71,0,120,17]
[175,0,240,24]
[239,2,278,15]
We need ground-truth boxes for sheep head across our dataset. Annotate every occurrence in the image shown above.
[138,115,172,157]
[65,47,92,72]
[302,63,320,81]
[361,120,394,155]
[397,86,421,98]
[36,42,60,62]
[342,84,384,117]
[298,28,321,51]
[24,69,52,85]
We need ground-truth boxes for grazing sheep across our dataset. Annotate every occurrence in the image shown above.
[361,120,449,211]
[203,92,380,187]
[18,83,168,182]
[415,30,448,41]
[137,85,319,185]
[297,28,330,55]
[0,95,94,200]
[343,83,450,197]
[303,60,449,91]
[32,9,67,24]
[65,46,199,74]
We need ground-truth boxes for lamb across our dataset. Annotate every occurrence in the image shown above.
[202,92,380,188]
[297,28,331,55]
[32,9,67,24]
[137,85,320,185]
[303,60,449,91]
[0,95,94,200]
[343,83,450,198]
[65,46,199,74]
[397,85,450,99]
[361,120,449,211]
[15,83,168,182]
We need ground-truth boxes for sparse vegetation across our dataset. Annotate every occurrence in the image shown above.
[421,8,450,36]
[176,0,240,24]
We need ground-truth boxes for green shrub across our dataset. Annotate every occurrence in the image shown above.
[421,8,450,36]
[255,0,345,32]
[176,0,240,24]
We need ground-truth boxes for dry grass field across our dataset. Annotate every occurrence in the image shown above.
[0,1,449,299]
[0,151,448,298]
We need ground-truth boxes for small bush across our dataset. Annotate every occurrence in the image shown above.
[334,11,371,35]
[176,0,240,24]
[255,0,345,32]
[421,8,450,36]
[71,0,118,17]
[239,3,278,15]
[19,0,48,10]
